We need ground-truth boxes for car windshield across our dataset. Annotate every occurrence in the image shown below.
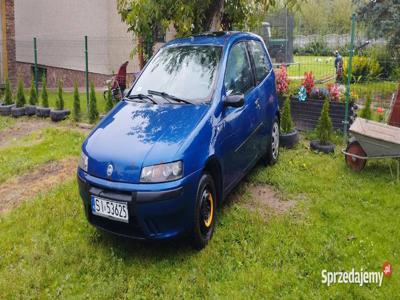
[130,45,222,102]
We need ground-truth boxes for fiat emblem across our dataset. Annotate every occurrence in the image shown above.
[107,164,113,176]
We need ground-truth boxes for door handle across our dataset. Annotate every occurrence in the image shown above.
[255,98,261,109]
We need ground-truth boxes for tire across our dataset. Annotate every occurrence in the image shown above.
[265,117,280,165]
[191,173,217,250]
[345,141,367,172]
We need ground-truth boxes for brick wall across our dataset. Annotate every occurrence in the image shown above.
[16,61,136,89]
[3,0,16,86]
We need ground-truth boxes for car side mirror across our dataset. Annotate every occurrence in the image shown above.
[223,94,244,108]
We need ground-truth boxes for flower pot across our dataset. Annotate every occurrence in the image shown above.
[50,109,70,122]
[310,140,335,154]
[36,107,51,118]
[0,103,15,116]
[24,105,37,116]
[280,129,299,148]
[11,106,26,118]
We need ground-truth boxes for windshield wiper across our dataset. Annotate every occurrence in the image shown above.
[148,90,194,105]
[125,94,158,104]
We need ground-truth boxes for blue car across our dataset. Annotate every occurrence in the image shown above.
[77,31,280,249]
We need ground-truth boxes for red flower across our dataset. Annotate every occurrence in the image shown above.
[276,65,289,96]
[302,72,315,96]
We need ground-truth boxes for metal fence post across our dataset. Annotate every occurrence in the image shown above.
[33,37,38,93]
[85,35,89,112]
[343,13,356,143]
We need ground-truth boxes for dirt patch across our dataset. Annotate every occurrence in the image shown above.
[0,157,78,213]
[242,184,295,217]
[0,119,50,148]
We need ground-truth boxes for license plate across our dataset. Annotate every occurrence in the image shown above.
[91,196,129,223]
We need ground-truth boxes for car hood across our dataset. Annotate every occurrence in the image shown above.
[84,101,209,183]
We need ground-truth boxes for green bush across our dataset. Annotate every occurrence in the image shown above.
[105,85,114,112]
[316,100,333,145]
[280,97,294,134]
[55,80,64,110]
[41,75,49,108]
[73,81,81,122]
[16,79,26,108]
[294,38,330,56]
[362,45,399,80]
[89,81,99,124]
[3,79,13,105]
[29,78,38,105]
[343,56,382,83]
[360,94,372,120]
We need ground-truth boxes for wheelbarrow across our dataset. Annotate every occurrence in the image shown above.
[343,118,400,182]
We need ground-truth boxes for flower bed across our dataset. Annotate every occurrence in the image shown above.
[278,97,356,131]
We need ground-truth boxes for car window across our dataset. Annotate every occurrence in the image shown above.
[130,45,222,102]
[248,40,271,84]
[224,42,254,96]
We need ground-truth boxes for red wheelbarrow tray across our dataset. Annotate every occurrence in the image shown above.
[348,118,400,158]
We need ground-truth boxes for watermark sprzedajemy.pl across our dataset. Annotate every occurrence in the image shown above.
[321,262,392,287]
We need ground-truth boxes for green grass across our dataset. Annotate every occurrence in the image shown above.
[0,116,15,130]
[287,56,335,79]
[0,128,84,183]
[0,136,399,298]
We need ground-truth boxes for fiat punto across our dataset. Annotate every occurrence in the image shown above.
[77,31,280,249]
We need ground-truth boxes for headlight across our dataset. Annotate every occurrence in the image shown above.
[140,161,183,183]
[78,152,88,172]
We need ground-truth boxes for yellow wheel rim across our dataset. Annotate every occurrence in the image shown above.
[204,192,214,227]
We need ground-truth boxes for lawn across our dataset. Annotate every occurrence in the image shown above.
[0,127,399,298]
[287,56,335,80]
[0,127,84,183]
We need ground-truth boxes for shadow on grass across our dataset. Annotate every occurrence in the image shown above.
[89,162,266,260]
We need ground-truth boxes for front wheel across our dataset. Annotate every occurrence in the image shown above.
[191,173,217,250]
[265,117,280,165]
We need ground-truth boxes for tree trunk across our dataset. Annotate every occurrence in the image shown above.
[137,37,145,70]
[205,0,225,31]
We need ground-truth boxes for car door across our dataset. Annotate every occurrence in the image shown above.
[218,42,261,192]
[247,40,275,156]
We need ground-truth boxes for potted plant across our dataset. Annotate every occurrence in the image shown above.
[88,81,99,124]
[310,99,335,153]
[302,71,315,98]
[11,79,26,118]
[279,96,299,148]
[72,81,81,122]
[36,75,51,117]
[0,79,15,116]
[50,80,70,122]
[25,78,38,116]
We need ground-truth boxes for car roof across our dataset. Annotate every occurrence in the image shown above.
[165,31,262,47]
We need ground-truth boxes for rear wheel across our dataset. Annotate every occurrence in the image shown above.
[191,173,216,250]
[265,117,280,165]
[345,141,367,172]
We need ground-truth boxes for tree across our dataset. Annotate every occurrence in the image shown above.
[117,0,302,68]
[316,99,333,145]
[89,81,99,124]
[3,79,13,105]
[105,85,114,112]
[29,78,38,105]
[355,0,400,59]
[73,81,81,121]
[281,97,294,133]
[360,93,372,120]
[16,79,26,108]
[41,75,49,108]
[55,80,64,110]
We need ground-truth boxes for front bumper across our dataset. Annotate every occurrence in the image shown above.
[77,168,202,240]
